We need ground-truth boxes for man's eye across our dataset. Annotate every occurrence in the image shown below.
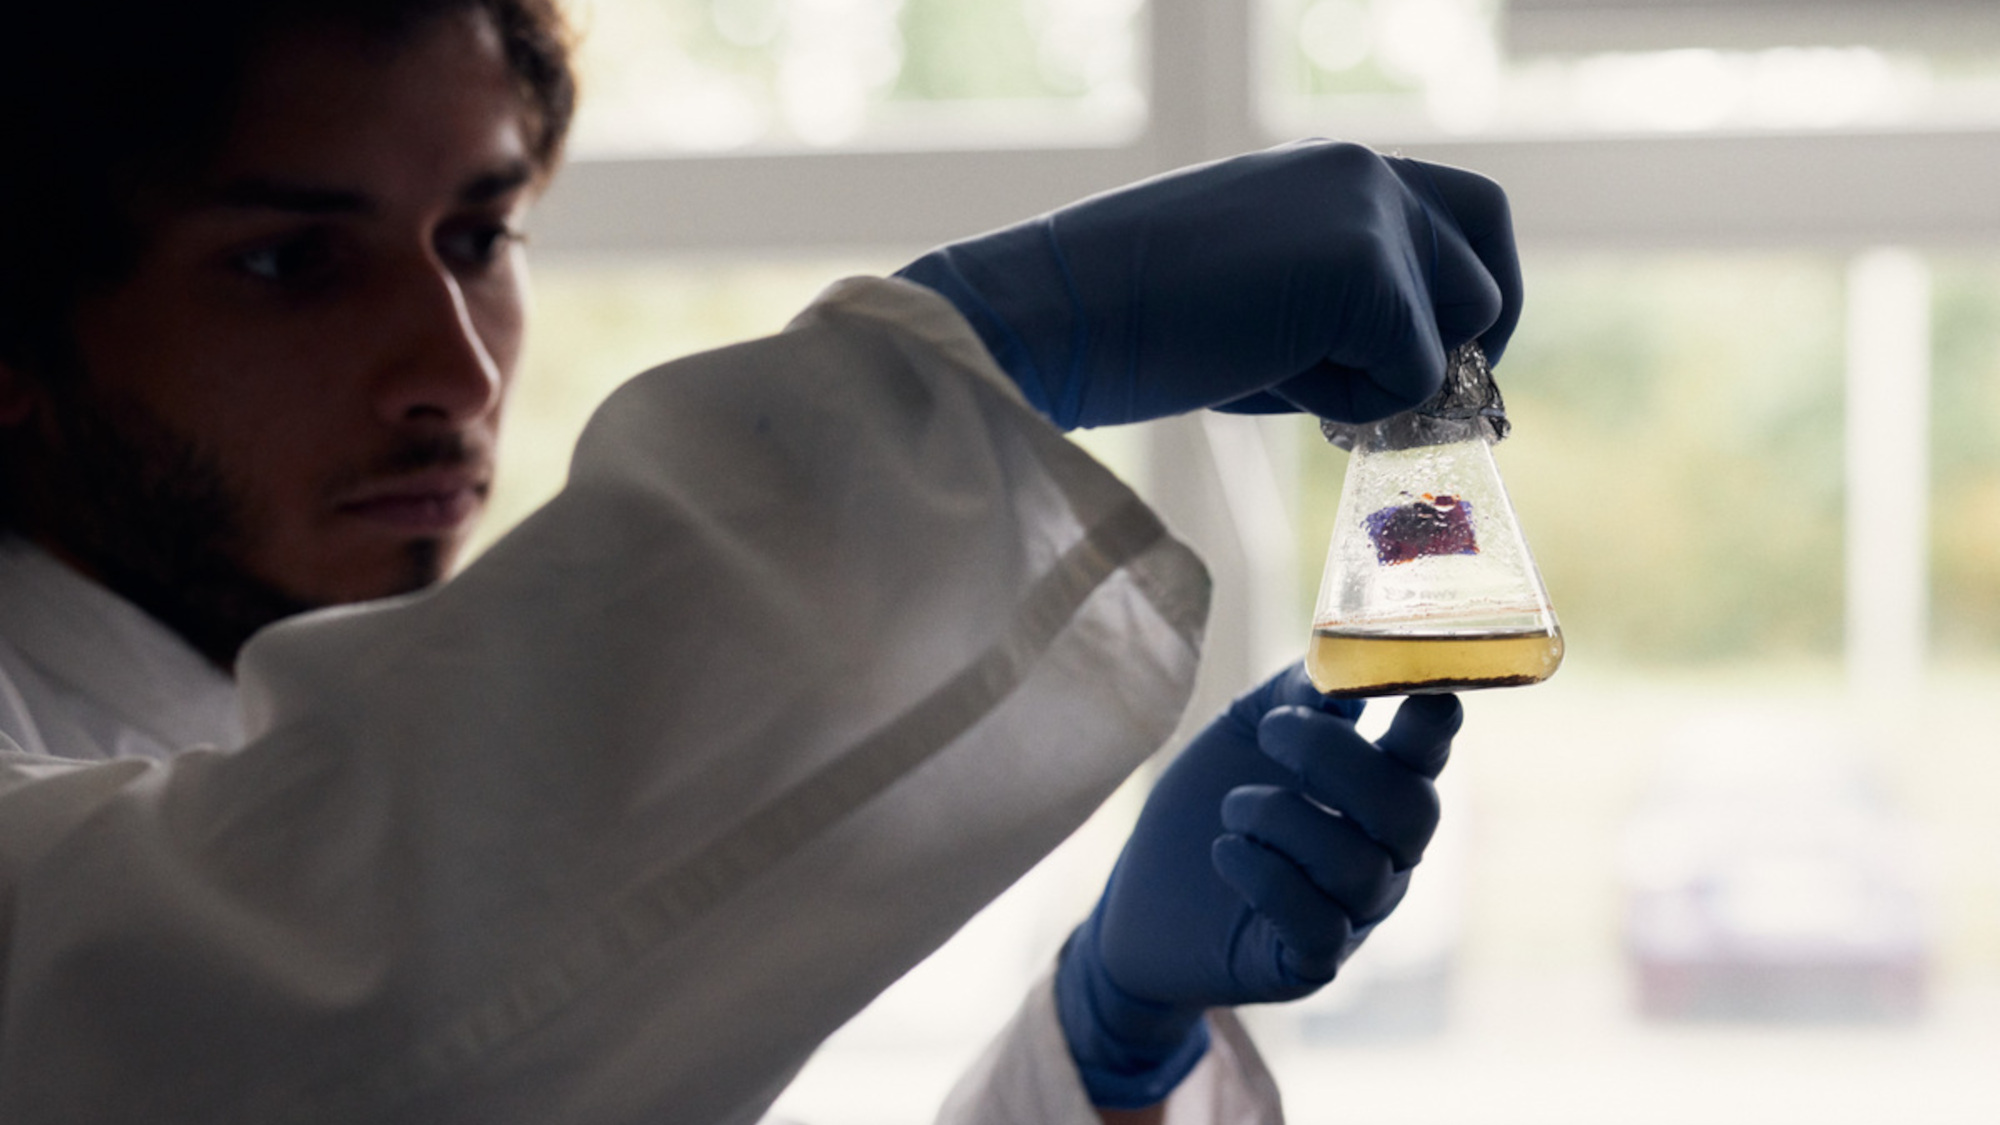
[233,232,337,286]
[438,222,524,270]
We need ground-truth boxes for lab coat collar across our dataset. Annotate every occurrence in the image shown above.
[0,535,240,754]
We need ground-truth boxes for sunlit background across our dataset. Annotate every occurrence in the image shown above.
[479,1,2000,1120]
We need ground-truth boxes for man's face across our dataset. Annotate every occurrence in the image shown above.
[4,11,537,660]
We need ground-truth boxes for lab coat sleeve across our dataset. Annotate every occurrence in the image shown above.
[0,277,1210,1125]
[934,970,1284,1125]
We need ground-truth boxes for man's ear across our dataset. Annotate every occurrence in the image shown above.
[0,358,40,427]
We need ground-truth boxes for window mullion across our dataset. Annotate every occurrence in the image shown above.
[1144,0,1264,167]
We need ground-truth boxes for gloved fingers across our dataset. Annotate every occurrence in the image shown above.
[1359,866,1413,927]
[1305,259,1450,422]
[1385,157,1524,365]
[1257,706,1442,870]
[1374,694,1463,781]
[1220,785,1402,921]
[1227,663,1365,733]
[1416,162,1520,360]
[1210,389,1299,415]
[1379,161,1505,358]
[1223,152,1518,425]
[1279,661,1368,719]
[1211,835,1356,984]
[1269,359,1445,426]
[1419,232,1506,357]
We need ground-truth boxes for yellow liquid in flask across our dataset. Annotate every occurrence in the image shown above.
[1306,626,1565,698]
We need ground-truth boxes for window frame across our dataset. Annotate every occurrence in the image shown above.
[530,0,2000,256]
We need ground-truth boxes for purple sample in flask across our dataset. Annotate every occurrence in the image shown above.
[1365,494,1478,566]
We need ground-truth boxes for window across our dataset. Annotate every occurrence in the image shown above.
[565,0,1144,153]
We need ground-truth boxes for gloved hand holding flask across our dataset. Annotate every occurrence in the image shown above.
[898,140,1499,1111]
[896,140,1523,429]
[1054,665,1460,1109]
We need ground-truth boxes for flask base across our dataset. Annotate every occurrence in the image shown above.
[1306,626,1564,698]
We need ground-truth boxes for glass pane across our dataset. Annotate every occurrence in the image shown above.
[1931,256,2000,665]
[1263,0,2000,137]
[1251,669,2000,1124]
[1257,249,2000,1124]
[565,0,1145,154]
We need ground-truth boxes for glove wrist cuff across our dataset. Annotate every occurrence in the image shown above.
[1054,923,1212,1109]
[894,239,1068,426]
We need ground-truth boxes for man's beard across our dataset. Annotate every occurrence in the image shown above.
[22,384,458,670]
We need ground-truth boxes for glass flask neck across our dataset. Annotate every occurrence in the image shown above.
[1354,411,1492,455]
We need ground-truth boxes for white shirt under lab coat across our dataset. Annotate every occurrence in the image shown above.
[0,278,1285,1124]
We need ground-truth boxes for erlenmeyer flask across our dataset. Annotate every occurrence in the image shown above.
[1307,344,1563,698]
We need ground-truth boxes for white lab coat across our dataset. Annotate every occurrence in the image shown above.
[0,278,1285,1124]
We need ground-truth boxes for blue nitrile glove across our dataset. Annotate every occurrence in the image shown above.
[1054,664,1461,1108]
[894,139,1522,430]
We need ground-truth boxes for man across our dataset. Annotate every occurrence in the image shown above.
[0,2,1517,1122]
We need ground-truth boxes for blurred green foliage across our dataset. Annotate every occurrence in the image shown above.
[1269,0,1427,99]
[566,0,1134,152]
[1931,258,2000,658]
[895,0,1060,100]
[1498,252,1848,665]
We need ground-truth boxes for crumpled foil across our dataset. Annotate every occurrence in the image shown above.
[1319,340,1510,452]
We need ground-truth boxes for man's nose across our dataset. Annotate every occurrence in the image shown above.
[375,261,505,425]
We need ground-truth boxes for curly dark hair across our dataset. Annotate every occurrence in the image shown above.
[0,0,577,380]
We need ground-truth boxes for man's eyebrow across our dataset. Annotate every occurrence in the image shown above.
[203,161,537,214]
[461,161,536,205]
[208,177,372,215]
